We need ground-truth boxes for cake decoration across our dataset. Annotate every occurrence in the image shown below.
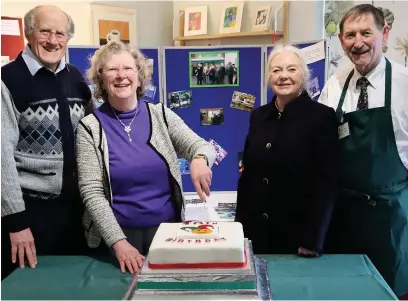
[180,224,214,235]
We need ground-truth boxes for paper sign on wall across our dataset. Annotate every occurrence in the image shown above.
[301,40,325,65]
[1,19,20,36]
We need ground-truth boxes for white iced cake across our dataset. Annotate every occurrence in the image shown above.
[147,221,246,269]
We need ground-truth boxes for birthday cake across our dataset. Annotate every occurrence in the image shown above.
[147,221,246,269]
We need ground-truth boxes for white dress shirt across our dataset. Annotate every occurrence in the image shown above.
[319,56,408,169]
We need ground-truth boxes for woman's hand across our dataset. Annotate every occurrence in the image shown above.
[190,157,212,200]
[112,239,145,274]
[298,246,319,257]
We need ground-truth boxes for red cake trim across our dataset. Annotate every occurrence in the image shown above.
[148,250,247,269]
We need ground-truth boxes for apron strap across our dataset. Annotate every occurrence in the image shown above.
[336,69,354,119]
[384,58,392,109]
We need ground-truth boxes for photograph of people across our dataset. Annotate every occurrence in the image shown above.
[235,44,339,257]
[76,41,216,275]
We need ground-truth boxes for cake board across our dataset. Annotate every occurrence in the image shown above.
[123,240,272,300]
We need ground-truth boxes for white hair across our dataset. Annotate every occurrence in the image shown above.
[266,44,311,93]
[24,5,75,41]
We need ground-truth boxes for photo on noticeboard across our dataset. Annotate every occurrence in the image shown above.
[189,50,239,88]
[200,108,224,126]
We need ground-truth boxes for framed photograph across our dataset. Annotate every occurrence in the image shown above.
[189,50,239,88]
[252,4,272,31]
[90,4,137,46]
[230,91,256,112]
[184,6,208,37]
[168,90,193,109]
[219,2,244,34]
[200,109,224,126]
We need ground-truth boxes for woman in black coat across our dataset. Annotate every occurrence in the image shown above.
[236,44,339,256]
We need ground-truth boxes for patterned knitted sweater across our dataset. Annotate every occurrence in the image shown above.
[1,52,91,232]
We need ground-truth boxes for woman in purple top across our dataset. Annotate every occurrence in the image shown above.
[76,41,216,275]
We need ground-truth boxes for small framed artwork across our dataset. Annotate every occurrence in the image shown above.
[219,2,244,34]
[184,6,208,37]
[252,4,272,31]
[189,50,239,88]
[90,4,137,46]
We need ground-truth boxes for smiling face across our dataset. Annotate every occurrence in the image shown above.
[269,51,304,100]
[102,52,139,103]
[28,6,69,71]
[340,13,389,75]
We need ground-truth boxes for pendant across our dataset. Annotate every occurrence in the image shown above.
[124,126,131,133]
[277,112,281,119]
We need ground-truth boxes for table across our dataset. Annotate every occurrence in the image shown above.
[1,255,398,300]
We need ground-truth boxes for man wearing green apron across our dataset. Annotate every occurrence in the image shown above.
[319,4,408,297]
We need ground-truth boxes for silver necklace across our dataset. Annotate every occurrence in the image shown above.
[110,104,138,142]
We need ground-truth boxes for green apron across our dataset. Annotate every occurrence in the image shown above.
[329,58,408,296]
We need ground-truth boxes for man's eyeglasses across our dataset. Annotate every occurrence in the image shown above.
[32,27,67,41]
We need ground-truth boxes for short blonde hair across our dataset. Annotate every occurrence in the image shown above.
[87,41,152,101]
[266,44,311,93]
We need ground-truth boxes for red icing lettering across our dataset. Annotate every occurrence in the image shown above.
[177,239,184,243]
[165,238,176,242]
[205,239,211,243]
[195,239,201,243]
[187,239,192,243]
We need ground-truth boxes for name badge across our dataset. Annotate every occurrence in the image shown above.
[338,122,350,139]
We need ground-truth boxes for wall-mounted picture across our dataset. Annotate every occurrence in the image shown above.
[144,83,157,100]
[168,90,192,109]
[209,139,228,165]
[189,51,239,87]
[219,2,244,34]
[252,4,272,31]
[91,5,137,46]
[200,108,224,126]
[230,91,256,112]
[178,158,190,175]
[238,151,244,174]
[184,6,208,37]
[147,58,154,79]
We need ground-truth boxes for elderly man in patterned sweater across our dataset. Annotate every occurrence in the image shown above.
[1,5,92,279]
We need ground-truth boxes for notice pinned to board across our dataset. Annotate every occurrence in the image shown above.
[308,77,321,98]
[1,56,10,66]
[300,40,325,65]
[1,19,21,36]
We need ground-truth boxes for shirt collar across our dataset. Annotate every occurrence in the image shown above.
[21,44,68,76]
[353,56,385,89]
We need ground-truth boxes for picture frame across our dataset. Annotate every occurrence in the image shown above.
[219,2,244,34]
[252,4,272,32]
[189,50,239,88]
[184,6,208,37]
[90,4,137,46]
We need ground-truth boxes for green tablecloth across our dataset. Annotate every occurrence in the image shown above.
[1,254,398,300]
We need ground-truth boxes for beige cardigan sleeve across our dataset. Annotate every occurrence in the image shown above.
[76,121,126,247]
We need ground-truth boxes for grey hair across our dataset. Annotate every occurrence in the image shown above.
[23,5,75,40]
[266,44,311,94]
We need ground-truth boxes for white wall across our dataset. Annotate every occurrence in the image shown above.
[172,0,325,46]
[1,0,174,47]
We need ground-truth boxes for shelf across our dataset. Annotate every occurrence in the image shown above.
[173,31,284,42]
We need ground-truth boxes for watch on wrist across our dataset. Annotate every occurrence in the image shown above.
[193,154,208,164]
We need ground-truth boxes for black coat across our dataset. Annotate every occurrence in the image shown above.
[235,92,339,255]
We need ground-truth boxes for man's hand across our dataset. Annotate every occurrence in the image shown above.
[112,239,145,274]
[10,228,37,268]
[190,157,212,200]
